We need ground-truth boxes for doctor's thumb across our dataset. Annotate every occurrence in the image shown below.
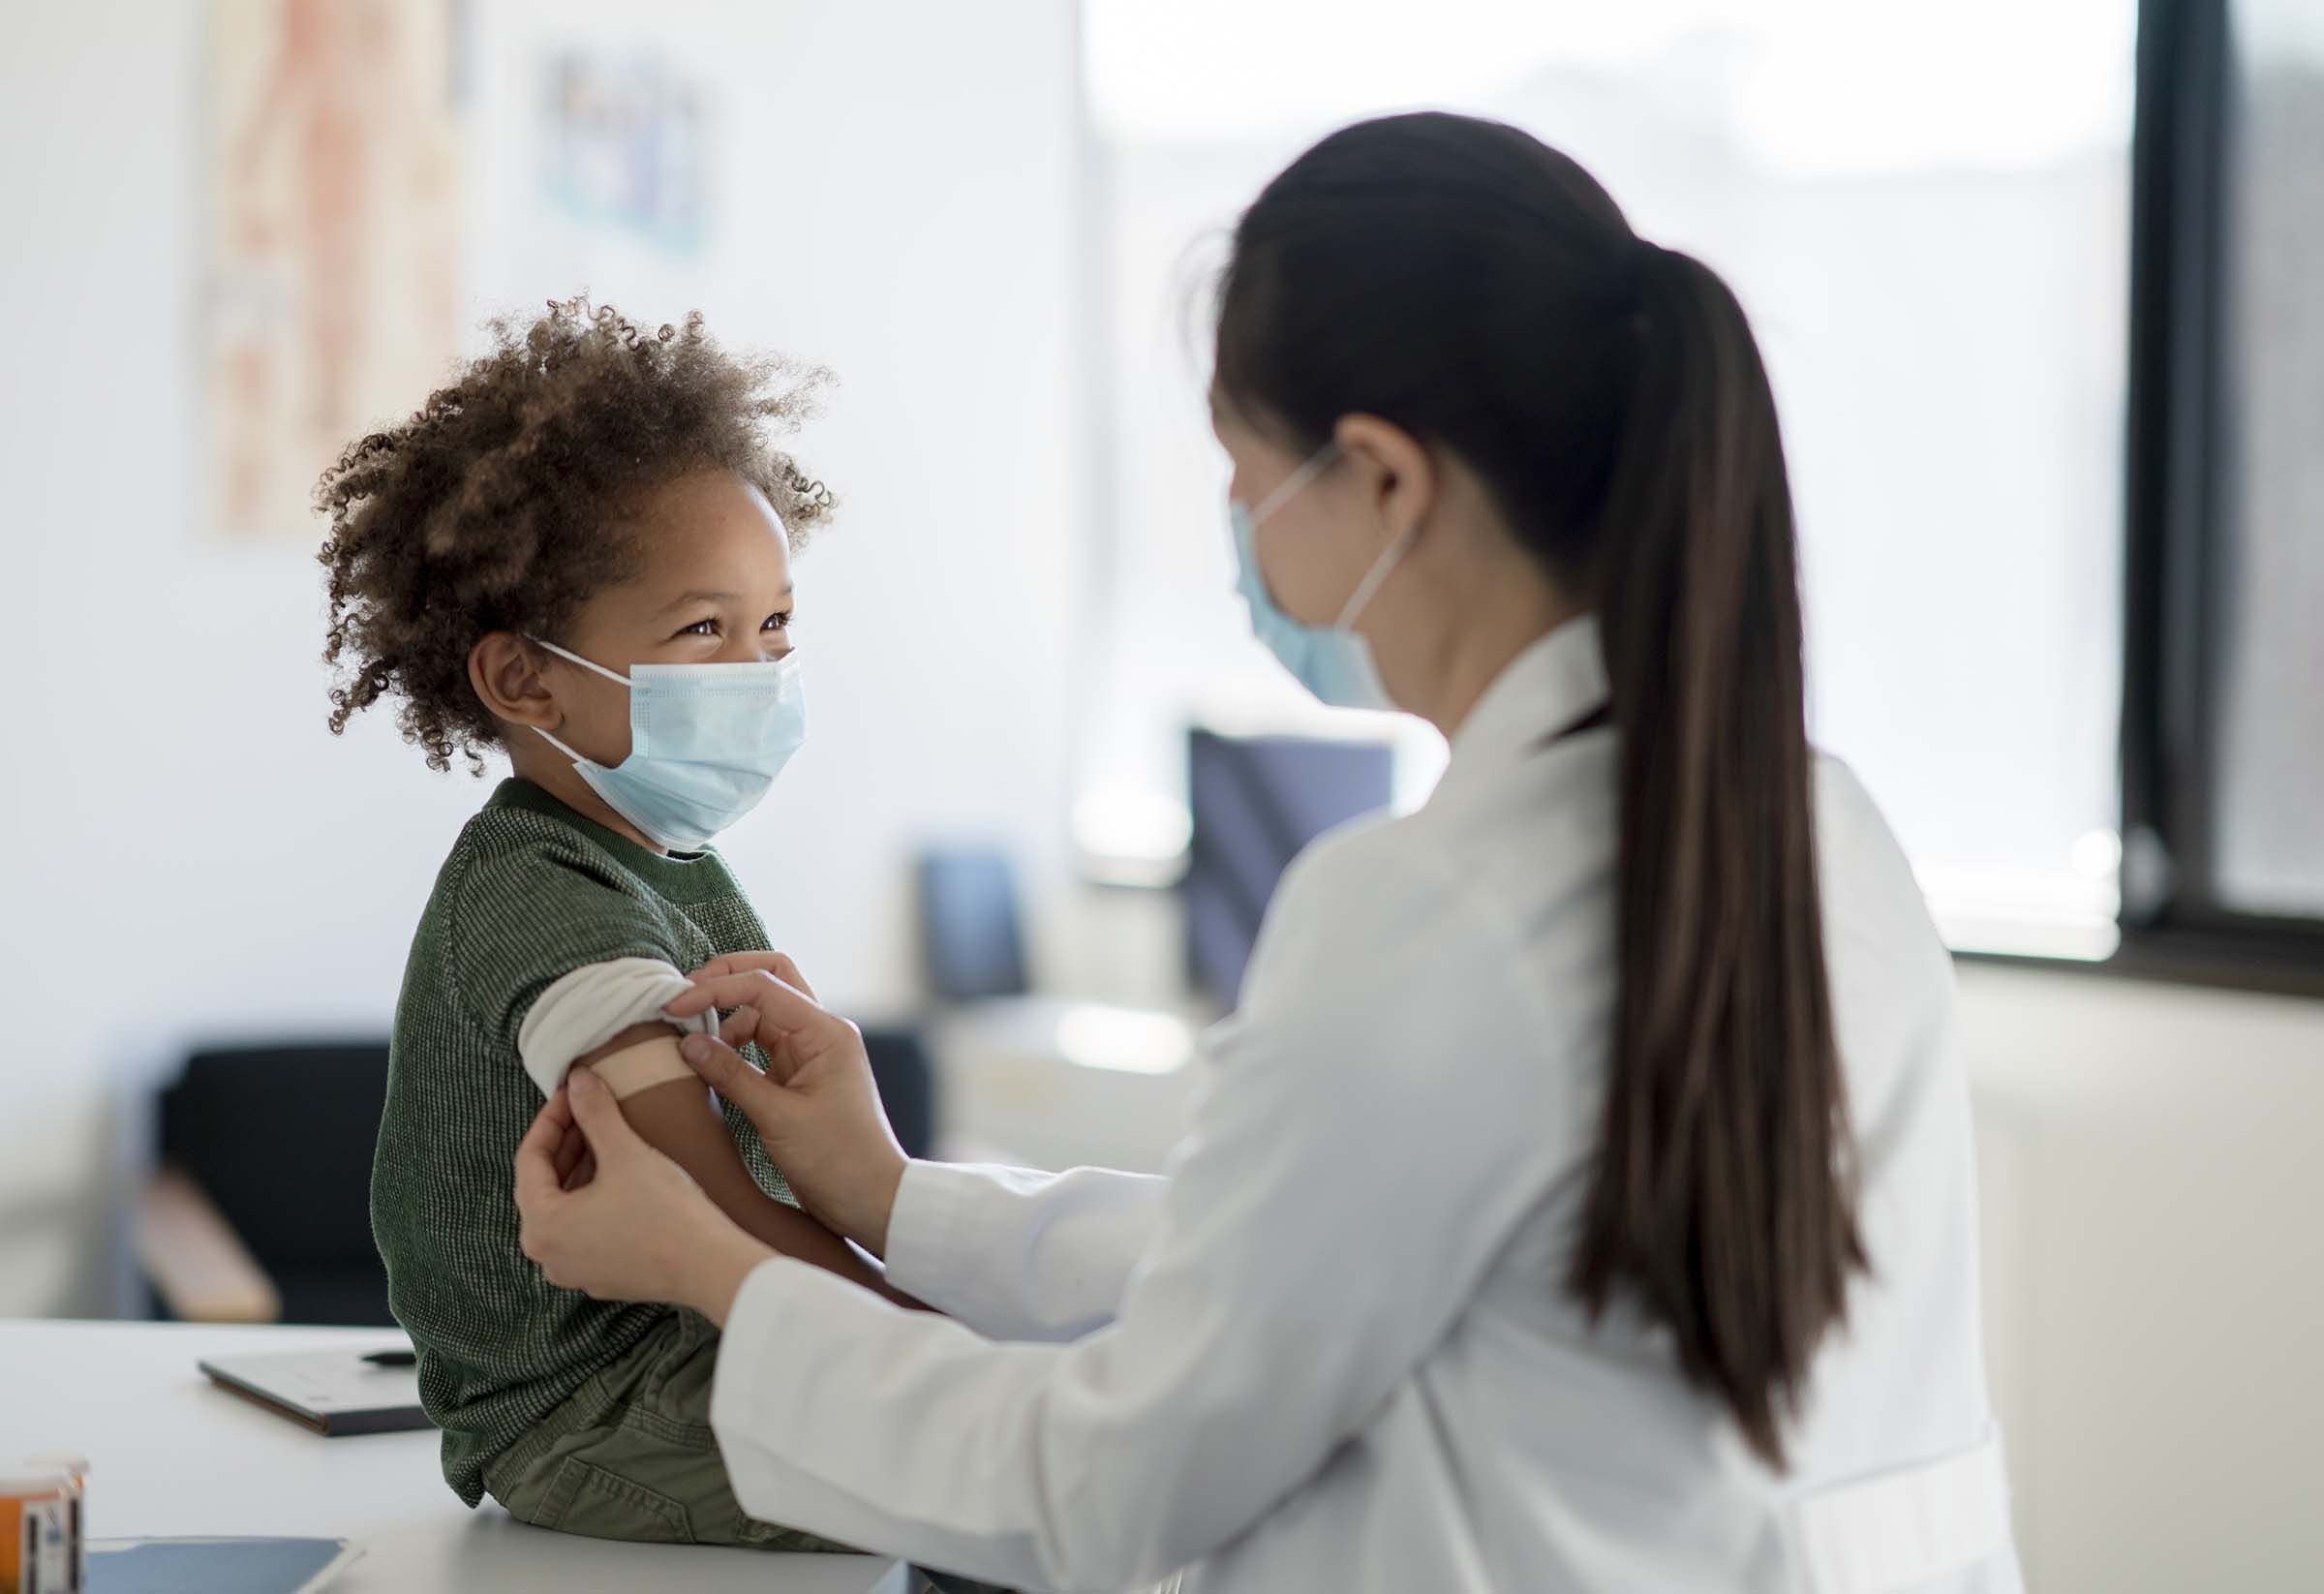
[566,1067,636,1150]
[680,1031,762,1102]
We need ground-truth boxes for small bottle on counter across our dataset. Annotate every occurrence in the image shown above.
[0,1469,73,1594]
[17,1460,85,1594]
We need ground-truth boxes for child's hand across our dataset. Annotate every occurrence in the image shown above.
[663,959,910,1260]
[514,1070,774,1321]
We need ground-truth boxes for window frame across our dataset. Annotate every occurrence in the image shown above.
[2106,0,2324,996]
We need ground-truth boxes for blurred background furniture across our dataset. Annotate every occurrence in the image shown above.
[917,846,1032,1002]
[137,1035,939,1327]
[859,1026,937,1163]
[1184,729,1395,1007]
[913,837,1211,1173]
[139,1042,395,1326]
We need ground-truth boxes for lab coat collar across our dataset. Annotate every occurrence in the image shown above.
[1442,613,1609,786]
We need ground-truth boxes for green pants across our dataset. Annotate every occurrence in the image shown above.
[483,1309,1012,1591]
[483,1308,854,1550]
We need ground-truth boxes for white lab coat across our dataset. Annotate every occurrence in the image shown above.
[708,617,2022,1594]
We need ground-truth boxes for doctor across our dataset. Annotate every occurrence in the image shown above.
[513,111,2019,1594]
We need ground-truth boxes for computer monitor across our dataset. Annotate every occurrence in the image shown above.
[916,846,1030,1001]
[1183,728,1395,1008]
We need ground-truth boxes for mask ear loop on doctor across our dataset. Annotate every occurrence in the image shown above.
[1247,443,1422,632]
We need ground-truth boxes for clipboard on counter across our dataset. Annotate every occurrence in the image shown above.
[89,1536,362,1593]
[197,1344,433,1436]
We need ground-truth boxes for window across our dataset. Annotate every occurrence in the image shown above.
[2215,0,2324,919]
[2121,0,2324,982]
[1077,0,2138,958]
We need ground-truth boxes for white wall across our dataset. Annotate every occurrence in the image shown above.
[1959,964,2324,1592]
[0,0,1083,1316]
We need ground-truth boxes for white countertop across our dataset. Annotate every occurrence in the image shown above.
[0,1319,909,1594]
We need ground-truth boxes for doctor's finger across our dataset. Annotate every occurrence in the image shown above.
[688,1025,807,1090]
[513,1095,576,1214]
[551,1121,589,1185]
[565,1066,652,1164]
[665,970,831,1036]
[537,1087,575,1131]
[682,1028,798,1096]
[690,951,818,1001]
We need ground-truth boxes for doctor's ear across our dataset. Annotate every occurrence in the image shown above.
[470,632,563,731]
[1330,414,1438,545]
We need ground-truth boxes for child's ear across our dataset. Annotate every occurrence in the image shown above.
[470,632,562,730]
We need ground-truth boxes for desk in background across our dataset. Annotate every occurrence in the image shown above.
[0,1320,908,1593]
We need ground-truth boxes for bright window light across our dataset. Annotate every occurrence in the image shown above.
[1086,0,2133,175]
[1079,1,2137,959]
[1055,1004,1198,1075]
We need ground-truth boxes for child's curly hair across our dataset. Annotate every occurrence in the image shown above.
[318,296,836,774]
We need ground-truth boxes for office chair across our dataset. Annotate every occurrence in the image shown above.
[860,1026,937,1162]
[140,1041,395,1326]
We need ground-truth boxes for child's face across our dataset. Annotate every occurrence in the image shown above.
[541,468,797,769]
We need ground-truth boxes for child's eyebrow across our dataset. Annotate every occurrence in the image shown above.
[658,589,736,612]
[654,584,795,614]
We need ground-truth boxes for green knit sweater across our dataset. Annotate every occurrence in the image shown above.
[372,778,793,1507]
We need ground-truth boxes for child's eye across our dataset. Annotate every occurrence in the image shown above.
[676,618,719,638]
[762,611,792,632]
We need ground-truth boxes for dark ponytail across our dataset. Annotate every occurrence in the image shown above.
[1215,112,1863,1470]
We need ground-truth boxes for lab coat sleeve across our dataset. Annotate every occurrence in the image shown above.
[709,835,1580,1592]
[881,1159,1169,1342]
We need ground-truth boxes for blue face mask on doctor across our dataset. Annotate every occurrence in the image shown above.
[527,636,807,853]
[1231,444,1415,712]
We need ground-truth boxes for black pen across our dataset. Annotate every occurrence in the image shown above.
[362,1348,417,1366]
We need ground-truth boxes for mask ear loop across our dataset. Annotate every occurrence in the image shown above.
[530,724,593,767]
[1332,523,1418,632]
[1247,443,1340,527]
[527,634,634,690]
[522,635,633,768]
[1245,444,1414,631]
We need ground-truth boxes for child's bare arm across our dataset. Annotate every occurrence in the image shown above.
[569,1022,926,1309]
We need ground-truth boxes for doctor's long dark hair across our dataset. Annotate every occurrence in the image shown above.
[1214,112,1863,1470]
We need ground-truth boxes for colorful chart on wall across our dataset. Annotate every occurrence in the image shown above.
[202,0,461,541]
[537,48,712,259]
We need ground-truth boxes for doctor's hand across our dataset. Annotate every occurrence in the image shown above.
[514,1071,777,1325]
[665,954,910,1259]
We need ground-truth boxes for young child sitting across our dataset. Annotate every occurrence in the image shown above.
[319,297,899,1549]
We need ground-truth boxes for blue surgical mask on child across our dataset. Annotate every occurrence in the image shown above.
[526,637,806,853]
[1230,444,1414,712]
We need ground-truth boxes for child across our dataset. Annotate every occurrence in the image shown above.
[320,298,893,1549]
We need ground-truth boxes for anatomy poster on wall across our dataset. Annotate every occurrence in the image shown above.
[202,0,461,541]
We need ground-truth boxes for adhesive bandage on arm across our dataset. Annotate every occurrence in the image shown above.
[585,1036,699,1099]
[516,956,717,1098]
